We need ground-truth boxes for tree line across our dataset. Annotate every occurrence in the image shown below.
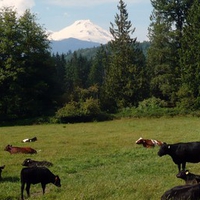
[0,0,200,123]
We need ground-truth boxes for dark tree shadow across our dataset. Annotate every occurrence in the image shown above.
[0,176,20,183]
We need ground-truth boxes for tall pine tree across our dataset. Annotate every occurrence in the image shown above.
[103,0,146,111]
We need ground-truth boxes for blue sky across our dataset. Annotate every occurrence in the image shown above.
[0,0,153,42]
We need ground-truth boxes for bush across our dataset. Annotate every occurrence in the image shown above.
[80,98,101,116]
[55,99,112,123]
[137,97,167,111]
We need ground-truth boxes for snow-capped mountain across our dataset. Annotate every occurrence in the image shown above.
[49,19,112,44]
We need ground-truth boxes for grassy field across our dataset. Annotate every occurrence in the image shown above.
[1,117,200,200]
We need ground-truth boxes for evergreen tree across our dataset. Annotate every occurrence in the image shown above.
[64,52,92,100]
[89,45,109,87]
[178,0,200,108]
[147,0,195,105]
[0,8,55,120]
[103,0,146,111]
[0,8,22,118]
[147,9,179,104]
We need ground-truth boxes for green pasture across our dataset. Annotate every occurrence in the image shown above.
[1,117,200,200]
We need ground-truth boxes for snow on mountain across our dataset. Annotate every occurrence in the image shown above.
[48,19,112,44]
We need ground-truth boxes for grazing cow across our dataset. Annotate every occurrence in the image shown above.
[22,158,53,168]
[176,170,200,185]
[161,184,200,200]
[4,145,37,154]
[135,137,163,148]
[21,167,61,200]
[0,165,5,180]
[22,137,37,143]
[158,142,200,171]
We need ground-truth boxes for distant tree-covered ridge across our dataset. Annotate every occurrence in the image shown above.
[64,41,150,61]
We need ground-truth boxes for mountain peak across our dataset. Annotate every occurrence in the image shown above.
[49,19,112,44]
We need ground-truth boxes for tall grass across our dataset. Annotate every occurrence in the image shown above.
[1,117,200,200]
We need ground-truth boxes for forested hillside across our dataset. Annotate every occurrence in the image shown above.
[64,41,150,61]
[0,0,200,124]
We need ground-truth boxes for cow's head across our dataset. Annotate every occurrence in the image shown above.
[4,145,12,152]
[135,137,143,144]
[54,175,61,187]
[157,142,169,156]
[176,170,190,180]
[22,158,32,166]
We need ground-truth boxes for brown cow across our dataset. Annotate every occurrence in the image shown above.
[4,145,37,154]
[136,137,163,148]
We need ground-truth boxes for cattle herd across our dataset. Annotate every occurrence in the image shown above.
[136,137,200,199]
[2,134,200,199]
[1,136,61,200]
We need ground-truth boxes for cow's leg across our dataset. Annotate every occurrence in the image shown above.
[41,183,46,194]
[26,183,31,197]
[182,162,186,171]
[21,182,25,200]
[178,164,181,172]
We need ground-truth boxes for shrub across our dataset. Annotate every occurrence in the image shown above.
[55,99,112,123]
[137,97,167,111]
[80,98,101,116]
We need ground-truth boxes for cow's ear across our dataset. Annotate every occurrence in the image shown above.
[168,145,170,149]
[186,171,189,175]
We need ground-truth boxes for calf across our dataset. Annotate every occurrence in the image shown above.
[21,167,61,200]
[22,158,53,168]
[135,137,163,148]
[158,142,200,171]
[176,170,200,185]
[0,165,5,180]
[161,184,200,200]
[4,144,37,154]
[22,137,37,143]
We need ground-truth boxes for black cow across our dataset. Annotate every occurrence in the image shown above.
[22,158,53,168]
[21,167,61,200]
[161,184,200,200]
[176,170,200,185]
[0,165,5,180]
[158,142,200,171]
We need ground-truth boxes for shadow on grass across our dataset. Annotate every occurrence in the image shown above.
[1,176,20,183]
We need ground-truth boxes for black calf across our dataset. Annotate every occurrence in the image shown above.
[176,170,200,185]
[21,167,61,200]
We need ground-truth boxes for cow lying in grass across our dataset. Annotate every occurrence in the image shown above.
[0,165,5,180]
[22,137,37,143]
[161,184,200,200]
[176,170,200,185]
[22,158,53,168]
[21,167,61,200]
[4,145,37,154]
[135,137,163,148]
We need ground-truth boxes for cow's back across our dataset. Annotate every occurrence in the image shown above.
[161,184,200,200]
[21,167,53,184]
[177,142,200,162]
